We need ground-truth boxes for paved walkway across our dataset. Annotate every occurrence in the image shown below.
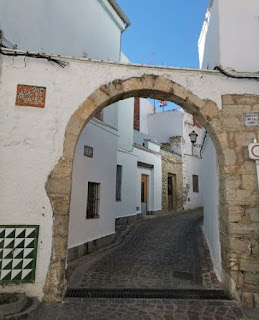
[37,210,248,320]
[68,210,220,290]
[38,299,245,320]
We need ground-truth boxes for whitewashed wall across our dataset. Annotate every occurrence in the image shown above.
[198,0,220,70]
[147,110,184,144]
[182,112,203,209]
[183,112,203,157]
[139,98,155,134]
[68,119,118,248]
[117,98,134,151]
[201,135,221,279]
[116,54,135,151]
[115,149,137,218]
[184,155,203,210]
[0,0,125,61]
[133,147,162,214]
[103,102,119,129]
[199,0,259,72]
[219,0,259,72]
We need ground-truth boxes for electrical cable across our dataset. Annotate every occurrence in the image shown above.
[0,47,69,68]
[200,131,208,158]
[214,66,259,81]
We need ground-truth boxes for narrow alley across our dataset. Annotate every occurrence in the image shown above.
[69,210,212,290]
[38,210,245,319]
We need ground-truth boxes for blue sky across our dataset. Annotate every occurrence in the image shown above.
[116,0,210,110]
[117,0,209,68]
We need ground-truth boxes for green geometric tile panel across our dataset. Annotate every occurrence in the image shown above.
[0,225,39,284]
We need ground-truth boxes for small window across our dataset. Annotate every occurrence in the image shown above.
[116,165,122,201]
[87,182,100,218]
[193,175,199,193]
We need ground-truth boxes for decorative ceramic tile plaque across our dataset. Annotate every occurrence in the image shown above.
[15,84,46,108]
[0,225,39,284]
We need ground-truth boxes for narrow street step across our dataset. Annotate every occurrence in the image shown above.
[65,288,231,300]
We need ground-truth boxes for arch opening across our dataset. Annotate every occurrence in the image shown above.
[44,74,225,302]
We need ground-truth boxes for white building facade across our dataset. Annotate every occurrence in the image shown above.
[145,108,204,210]
[0,0,131,258]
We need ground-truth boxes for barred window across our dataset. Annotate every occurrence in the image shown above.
[193,175,199,193]
[87,182,100,219]
[116,165,122,201]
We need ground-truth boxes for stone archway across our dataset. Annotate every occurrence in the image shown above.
[43,74,259,308]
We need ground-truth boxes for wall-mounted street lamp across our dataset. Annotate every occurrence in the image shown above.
[189,130,202,147]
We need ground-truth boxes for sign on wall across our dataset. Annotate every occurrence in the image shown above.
[243,113,259,128]
[16,84,46,108]
[84,145,93,158]
[248,143,259,160]
[0,225,39,284]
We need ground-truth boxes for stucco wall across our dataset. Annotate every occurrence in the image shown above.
[117,98,134,151]
[183,112,203,157]
[0,0,125,60]
[147,109,184,144]
[219,0,259,72]
[199,0,259,72]
[183,155,203,210]
[198,0,220,70]
[115,149,137,218]
[68,119,117,249]
[139,98,155,134]
[201,135,221,279]
[133,146,162,214]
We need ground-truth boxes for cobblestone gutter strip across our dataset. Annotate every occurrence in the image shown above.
[38,298,246,320]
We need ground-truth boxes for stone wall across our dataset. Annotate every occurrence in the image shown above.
[219,94,259,308]
[161,148,184,212]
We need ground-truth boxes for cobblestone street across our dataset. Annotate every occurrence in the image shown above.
[37,210,247,319]
[68,210,219,290]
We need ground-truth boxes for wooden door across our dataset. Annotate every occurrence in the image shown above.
[141,174,148,215]
[168,174,177,211]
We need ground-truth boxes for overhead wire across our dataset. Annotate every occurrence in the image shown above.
[0,47,69,68]
[214,66,259,81]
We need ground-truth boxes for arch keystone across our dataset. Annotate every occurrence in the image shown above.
[153,77,175,95]
[122,77,143,93]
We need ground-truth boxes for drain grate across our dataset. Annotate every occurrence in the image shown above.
[65,288,230,300]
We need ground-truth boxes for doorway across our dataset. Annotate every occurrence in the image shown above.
[168,173,177,211]
[141,174,148,215]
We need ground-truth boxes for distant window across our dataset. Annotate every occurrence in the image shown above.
[87,182,100,218]
[116,165,122,201]
[193,175,199,193]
